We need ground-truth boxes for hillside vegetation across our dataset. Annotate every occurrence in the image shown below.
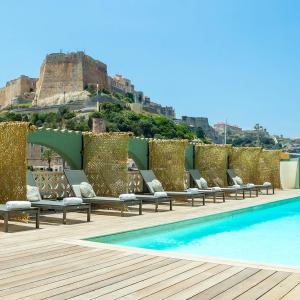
[0,103,205,140]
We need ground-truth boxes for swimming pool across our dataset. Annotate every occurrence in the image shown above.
[87,197,300,267]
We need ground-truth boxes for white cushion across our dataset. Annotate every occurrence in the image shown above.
[233,176,243,185]
[199,177,208,189]
[62,197,83,205]
[80,182,96,198]
[187,188,199,194]
[233,184,241,189]
[6,201,31,210]
[27,185,42,202]
[154,191,168,198]
[212,186,222,192]
[195,179,202,189]
[72,184,82,198]
[247,183,255,188]
[151,179,164,192]
[119,193,136,201]
[263,182,272,187]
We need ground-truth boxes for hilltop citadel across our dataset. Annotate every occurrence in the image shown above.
[0,51,175,119]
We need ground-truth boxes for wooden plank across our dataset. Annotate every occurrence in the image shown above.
[189,267,260,300]
[5,256,170,300]
[0,247,110,279]
[0,254,155,299]
[35,258,179,300]
[164,266,244,299]
[0,250,131,290]
[235,271,291,300]
[74,261,209,300]
[281,282,300,300]
[259,273,300,300]
[123,262,218,300]
[80,260,193,300]
[141,264,232,300]
[0,245,84,270]
[0,243,72,262]
[212,269,276,300]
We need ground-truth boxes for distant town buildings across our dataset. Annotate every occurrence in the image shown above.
[177,116,221,142]
[108,74,134,94]
[28,144,64,171]
[214,122,242,134]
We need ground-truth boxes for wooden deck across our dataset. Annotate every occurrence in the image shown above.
[1,189,300,299]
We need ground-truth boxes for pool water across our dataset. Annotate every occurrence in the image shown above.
[88,197,300,267]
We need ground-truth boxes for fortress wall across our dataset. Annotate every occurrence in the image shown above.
[36,52,109,103]
[82,54,108,90]
[5,78,22,104]
[0,76,37,107]
[0,88,6,107]
[36,53,84,100]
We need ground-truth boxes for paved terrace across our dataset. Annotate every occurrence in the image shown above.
[1,190,300,299]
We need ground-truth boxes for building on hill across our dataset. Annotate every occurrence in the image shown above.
[214,122,242,134]
[0,75,37,109]
[142,96,176,119]
[35,51,109,105]
[27,144,64,171]
[108,74,134,94]
[178,116,221,142]
[108,75,175,118]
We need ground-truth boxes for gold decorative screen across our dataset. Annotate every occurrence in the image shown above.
[149,140,188,191]
[229,147,262,184]
[258,150,282,188]
[195,144,232,186]
[83,132,129,196]
[0,122,29,203]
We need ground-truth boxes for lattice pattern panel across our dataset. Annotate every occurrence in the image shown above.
[195,144,232,187]
[258,150,282,188]
[83,132,129,196]
[229,147,262,184]
[0,122,29,203]
[149,140,188,191]
[184,171,190,189]
[128,171,143,193]
[32,171,72,199]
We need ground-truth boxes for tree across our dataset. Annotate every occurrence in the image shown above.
[41,149,56,170]
[195,127,205,139]
[125,92,135,103]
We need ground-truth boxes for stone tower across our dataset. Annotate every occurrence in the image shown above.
[35,51,109,104]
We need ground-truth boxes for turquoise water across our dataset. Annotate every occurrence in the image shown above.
[88,197,300,267]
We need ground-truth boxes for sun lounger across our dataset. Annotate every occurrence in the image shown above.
[27,171,91,224]
[64,169,174,213]
[140,170,206,206]
[188,169,227,202]
[189,169,249,200]
[227,169,274,196]
[0,204,40,232]
[64,169,145,215]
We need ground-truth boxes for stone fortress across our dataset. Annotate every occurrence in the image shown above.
[0,51,175,119]
[0,75,37,107]
[35,52,109,105]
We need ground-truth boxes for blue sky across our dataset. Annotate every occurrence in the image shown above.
[0,0,299,137]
